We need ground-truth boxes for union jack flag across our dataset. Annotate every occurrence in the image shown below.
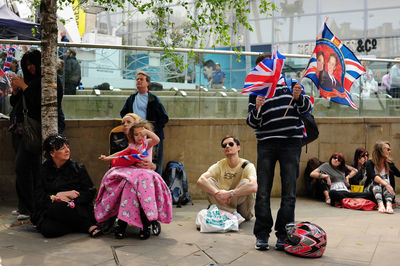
[0,68,11,104]
[3,47,15,72]
[111,139,149,167]
[242,48,286,98]
[303,22,365,110]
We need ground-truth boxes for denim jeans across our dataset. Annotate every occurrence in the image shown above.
[253,138,301,240]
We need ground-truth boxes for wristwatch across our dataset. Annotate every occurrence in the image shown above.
[230,190,235,197]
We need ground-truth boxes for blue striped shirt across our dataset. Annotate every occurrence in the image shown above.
[246,85,313,141]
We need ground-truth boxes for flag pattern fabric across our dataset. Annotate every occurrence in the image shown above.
[242,48,286,98]
[3,47,15,72]
[0,68,11,104]
[111,139,149,167]
[303,23,365,110]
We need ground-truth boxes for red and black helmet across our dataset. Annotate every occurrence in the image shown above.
[284,222,327,258]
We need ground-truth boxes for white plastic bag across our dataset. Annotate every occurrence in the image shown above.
[195,204,239,233]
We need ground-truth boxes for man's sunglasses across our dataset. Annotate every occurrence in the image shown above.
[221,142,235,148]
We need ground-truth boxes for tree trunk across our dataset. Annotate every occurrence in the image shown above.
[40,0,58,140]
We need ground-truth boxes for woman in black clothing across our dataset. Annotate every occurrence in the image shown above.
[31,134,101,238]
[9,50,65,220]
[350,148,369,187]
[9,50,42,220]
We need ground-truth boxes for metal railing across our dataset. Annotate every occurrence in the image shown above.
[1,39,400,119]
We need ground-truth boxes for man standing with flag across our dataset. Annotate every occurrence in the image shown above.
[246,53,313,251]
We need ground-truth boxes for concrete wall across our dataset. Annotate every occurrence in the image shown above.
[1,118,400,201]
[61,91,400,119]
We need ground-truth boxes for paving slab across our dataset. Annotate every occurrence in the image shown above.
[0,197,399,266]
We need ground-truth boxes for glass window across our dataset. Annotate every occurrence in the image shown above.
[274,15,317,43]
[367,0,400,9]
[367,9,400,38]
[320,12,364,40]
[249,19,272,43]
[320,0,364,13]
[364,37,400,58]
[276,0,318,15]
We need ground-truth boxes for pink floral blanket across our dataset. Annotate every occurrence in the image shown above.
[95,167,172,229]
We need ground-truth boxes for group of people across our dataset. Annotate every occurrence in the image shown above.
[8,48,399,258]
[29,111,172,239]
[197,53,313,251]
[9,49,170,240]
[305,142,400,213]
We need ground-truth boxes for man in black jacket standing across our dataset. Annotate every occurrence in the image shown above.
[120,71,169,175]
[64,48,81,95]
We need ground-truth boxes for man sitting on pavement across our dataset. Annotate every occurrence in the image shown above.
[197,136,257,224]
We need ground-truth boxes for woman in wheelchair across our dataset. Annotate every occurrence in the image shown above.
[95,114,172,239]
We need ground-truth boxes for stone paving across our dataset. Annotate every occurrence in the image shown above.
[0,197,399,266]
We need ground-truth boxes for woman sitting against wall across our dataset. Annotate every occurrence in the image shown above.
[350,148,369,188]
[31,134,101,238]
[365,141,397,213]
[310,152,372,206]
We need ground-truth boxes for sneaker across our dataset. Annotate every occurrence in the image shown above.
[255,238,269,251]
[232,211,245,225]
[11,210,20,216]
[275,238,286,251]
[17,214,30,220]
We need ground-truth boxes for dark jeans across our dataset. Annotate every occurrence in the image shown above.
[38,202,95,238]
[253,139,301,240]
[12,133,41,215]
[153,138,164,175]
[329,190,374,206]
[390,87,400,98]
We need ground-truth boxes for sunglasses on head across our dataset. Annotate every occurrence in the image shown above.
[49,135,67,145]
[221,142,235,148]
[332,156,343,162]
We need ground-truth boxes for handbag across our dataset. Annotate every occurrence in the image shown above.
[341,198,376,211]
[21,94,42,154]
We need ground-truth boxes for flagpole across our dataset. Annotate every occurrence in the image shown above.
[283,96,294,117]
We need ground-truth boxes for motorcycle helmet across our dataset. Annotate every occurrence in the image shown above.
[284,221,327,258]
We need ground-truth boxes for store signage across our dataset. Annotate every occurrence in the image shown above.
[356,39,377,53]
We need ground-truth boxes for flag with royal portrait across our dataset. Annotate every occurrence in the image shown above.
[303,22,365,110]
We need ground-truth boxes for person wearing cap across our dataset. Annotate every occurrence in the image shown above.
[196,136,257,225]
[210,63,226,89]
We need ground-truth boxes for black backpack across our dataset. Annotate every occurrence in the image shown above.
[163,161,192,207]
[301,113,319,147]
[283,77,319,147]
